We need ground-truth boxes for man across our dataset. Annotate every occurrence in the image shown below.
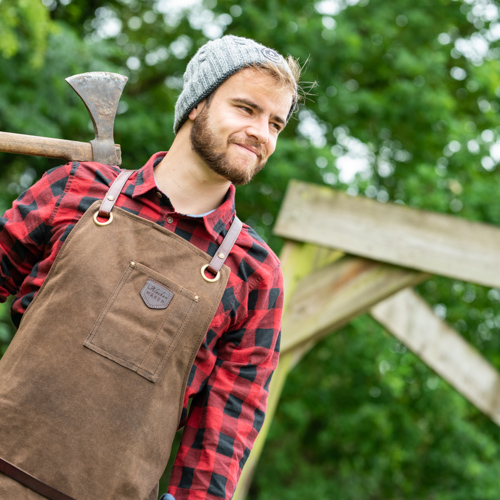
[0,35,300,500]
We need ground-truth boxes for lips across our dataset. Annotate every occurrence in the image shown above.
[233,142,262,160]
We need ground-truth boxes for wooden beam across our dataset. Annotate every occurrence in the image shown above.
[281,256,428,354]
[274,180,500,288]
[371,288,500,426]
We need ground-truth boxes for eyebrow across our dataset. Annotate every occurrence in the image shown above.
[231,98,287,127]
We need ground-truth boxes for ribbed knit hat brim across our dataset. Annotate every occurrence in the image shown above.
[174,35,296,133]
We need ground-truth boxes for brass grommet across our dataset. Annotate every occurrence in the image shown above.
[201,264,220,283]
[93,212,113,226]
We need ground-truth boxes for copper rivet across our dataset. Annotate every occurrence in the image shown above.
[218,252,225,259]
[107,195,115,201]
[130,261,136,267]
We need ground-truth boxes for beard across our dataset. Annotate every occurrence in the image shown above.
[190,104,267,186]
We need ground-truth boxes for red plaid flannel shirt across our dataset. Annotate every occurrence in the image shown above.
[0,152,283,500]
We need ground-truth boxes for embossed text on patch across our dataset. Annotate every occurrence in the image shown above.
[140,279,174,310]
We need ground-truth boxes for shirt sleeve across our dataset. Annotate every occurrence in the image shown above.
[0,164,71,302]
[168,263,284,500]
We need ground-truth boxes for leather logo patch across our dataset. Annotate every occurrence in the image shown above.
[140,279,174,309]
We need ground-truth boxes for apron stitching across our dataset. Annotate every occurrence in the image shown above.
[137,294,198,374]
[145,299,199,377]
[85,260,200,378]
[134,262,197,300]
[174,266,231,423]
[85,265,133,345]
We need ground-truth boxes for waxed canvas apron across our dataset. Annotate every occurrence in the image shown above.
[0,170,241,499]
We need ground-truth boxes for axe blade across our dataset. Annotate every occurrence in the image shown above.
[66,72,128,166]
[0,72,128,166]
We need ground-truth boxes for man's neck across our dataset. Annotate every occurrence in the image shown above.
[155,129,231,216]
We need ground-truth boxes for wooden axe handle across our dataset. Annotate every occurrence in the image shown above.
[0,132,121,164]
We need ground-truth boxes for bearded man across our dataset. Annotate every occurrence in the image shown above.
[0,35,301,500]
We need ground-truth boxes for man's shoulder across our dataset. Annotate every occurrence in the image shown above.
[44,161,122,188]
[40,162,130,217]
[71,161,122,185]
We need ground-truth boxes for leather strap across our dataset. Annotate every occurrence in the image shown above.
[98,169,134,218]
[0,457,75,500]
[206,216,243,275]
[99,170,242,274]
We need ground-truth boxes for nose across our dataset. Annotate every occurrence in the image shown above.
[247,118,269,145]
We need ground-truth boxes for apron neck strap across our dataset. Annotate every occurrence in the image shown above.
[206,216,243,276]
[99,170,243,273]
[98,170,134,219]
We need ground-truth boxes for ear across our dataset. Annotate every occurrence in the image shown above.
[188,99,206,120]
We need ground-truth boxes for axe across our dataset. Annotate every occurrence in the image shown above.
[0,72,128,166]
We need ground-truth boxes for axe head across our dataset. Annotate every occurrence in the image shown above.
[66,72,128,166]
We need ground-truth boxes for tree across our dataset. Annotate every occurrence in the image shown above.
[1,0,500,498]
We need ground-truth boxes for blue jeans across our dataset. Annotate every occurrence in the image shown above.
[159,495,176,500]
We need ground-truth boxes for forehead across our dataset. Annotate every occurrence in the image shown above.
[214,67,294,120]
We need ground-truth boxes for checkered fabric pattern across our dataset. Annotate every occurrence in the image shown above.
[0,152,283,500]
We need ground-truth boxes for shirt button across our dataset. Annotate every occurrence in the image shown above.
[156,191,162,198]
[166,216,173,224]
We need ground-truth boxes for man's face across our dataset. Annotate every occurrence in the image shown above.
[189,68,294,186]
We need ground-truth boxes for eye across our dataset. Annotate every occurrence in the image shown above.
[239,105,252,114]
[271,122,282,133]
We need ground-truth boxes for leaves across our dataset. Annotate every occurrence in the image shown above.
[2,0,500,498]
[0,0,52,67]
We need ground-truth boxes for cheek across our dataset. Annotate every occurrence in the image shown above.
[266,137,278,157]
[221,117,245,137]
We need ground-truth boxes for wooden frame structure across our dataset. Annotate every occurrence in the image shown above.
[233,180,500,499]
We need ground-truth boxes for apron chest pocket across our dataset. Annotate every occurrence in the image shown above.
[84,260,199,382]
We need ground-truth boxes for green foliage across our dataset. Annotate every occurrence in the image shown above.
[0,0,52,67]
[1,0,500,498]
[254,317,500,499]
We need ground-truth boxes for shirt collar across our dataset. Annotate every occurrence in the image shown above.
[132,152,237,240]
[132,152,166,198]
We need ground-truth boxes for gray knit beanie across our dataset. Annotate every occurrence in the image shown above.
[174,35,296,133]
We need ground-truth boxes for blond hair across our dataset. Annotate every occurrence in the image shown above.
[247,56,303,109]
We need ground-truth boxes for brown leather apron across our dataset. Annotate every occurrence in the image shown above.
[0,170,242,499]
